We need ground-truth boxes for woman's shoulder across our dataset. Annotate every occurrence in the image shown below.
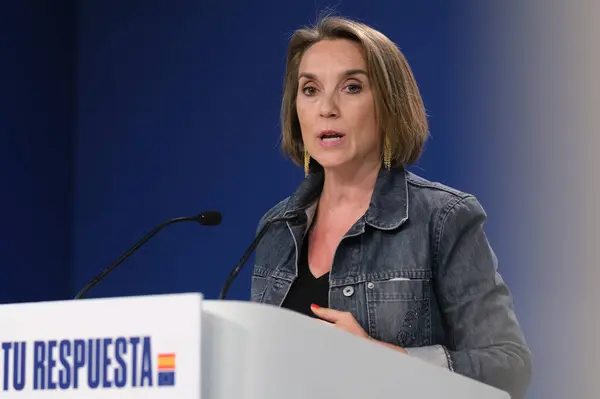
[256,197,291,230]
[404,170,487,221]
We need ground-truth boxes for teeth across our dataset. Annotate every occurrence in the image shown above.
[322,136,341,142]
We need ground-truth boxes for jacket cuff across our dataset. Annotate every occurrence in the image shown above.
[404,345,454,371]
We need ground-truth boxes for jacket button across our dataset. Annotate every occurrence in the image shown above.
[342,286,354,297]
[367,282,375,289]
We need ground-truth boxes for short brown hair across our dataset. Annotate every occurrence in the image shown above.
[280,16,429,166]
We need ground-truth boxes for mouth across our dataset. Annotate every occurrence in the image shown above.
[318,130,346,143]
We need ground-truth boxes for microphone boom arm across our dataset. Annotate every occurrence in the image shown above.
[219,212,306,300]
[218,220,272,300]
[74,211,221,300]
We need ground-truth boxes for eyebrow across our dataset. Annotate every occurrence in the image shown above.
[298,69,368,80]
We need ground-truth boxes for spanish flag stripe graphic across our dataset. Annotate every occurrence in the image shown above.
[158,353,176,370]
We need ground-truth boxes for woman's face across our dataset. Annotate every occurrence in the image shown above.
[296,39,380,172]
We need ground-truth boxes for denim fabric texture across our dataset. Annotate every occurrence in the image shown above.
[250,165,532,398]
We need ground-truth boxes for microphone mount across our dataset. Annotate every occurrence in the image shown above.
[73,210,222,300]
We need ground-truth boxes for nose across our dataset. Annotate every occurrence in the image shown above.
[319,92,339,118]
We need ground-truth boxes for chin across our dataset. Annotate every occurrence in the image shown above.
[313,153,381,174]
[312,156,351,171]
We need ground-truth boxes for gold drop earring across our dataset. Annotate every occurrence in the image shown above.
[383,135,392,170]
[304,150,310,177]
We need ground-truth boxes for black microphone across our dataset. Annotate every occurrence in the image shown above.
[219,211,307,300]
[74,210,222,300]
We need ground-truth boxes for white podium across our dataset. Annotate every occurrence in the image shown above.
[0,293,509,398]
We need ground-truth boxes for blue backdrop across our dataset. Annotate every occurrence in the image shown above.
[2,0,540,396]
[1,0,505,302]
[1,1,75,303]
[2,1,532,390]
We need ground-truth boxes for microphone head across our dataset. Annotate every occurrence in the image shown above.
[197,211,222,226]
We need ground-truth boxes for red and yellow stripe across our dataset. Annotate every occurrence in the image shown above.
[157,353,176,370]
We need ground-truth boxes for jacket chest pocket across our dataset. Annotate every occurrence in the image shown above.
[365,278,432,348]
[250,275,269,303]
[250,267,293,306]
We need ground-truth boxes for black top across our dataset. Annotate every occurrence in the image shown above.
[281,234,330,318]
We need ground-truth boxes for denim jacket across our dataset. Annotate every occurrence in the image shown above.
[250,165,532,398]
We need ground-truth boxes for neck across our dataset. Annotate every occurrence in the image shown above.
[319,158,381,211]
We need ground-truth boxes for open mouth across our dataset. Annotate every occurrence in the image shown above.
[319,130,345,143]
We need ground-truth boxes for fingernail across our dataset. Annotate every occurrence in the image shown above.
[310,304,320,310]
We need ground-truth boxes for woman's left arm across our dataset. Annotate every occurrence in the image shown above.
[422,194,532,399]
[311,194,532,398]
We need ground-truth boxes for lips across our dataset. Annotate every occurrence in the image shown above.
[318,130,345,142]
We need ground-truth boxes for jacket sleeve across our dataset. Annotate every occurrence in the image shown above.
[420,194,532,398]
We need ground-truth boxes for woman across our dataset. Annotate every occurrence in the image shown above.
[251,16,531,399]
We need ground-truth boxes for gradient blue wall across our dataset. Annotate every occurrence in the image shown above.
[0,2,75,303]
[2,0,536,396]
[72,0,501,300]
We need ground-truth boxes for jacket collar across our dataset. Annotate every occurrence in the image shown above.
[281,164,409,231]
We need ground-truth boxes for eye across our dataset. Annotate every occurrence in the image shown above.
[302,86,317,96]
[344,83,362,94]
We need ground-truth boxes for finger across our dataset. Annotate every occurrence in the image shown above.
[316,319,333,326]
[310,304,344,322]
